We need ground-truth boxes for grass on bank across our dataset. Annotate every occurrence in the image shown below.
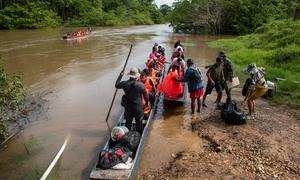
[208,19,300,107]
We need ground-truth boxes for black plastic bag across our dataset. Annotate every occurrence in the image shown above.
[221,100,246,125]
[96,146,130,169]
[120,131,141,153]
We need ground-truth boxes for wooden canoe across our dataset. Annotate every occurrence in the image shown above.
[90,65,165,180]
[62,30,91,40]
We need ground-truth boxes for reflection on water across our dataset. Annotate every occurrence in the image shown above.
[0,25,223,179]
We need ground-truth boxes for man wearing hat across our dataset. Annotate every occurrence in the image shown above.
[176,59,204,114]
[219,51,234,101]
[115,67,149,133]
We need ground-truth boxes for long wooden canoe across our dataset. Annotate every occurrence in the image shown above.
[62,30,91,40]
[90,65,165,180]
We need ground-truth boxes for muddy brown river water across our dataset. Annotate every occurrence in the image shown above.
[0,25,223,179]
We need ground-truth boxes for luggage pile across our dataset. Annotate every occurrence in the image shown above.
[96,127,141,170]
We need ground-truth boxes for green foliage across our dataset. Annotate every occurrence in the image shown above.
[0,0,166,29]
[0,2,61,29]
[209,20,300,106]
[159,4,172,16]
[169,0,300,35]
[0,63,26,140]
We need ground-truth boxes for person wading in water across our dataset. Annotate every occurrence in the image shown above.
[115,67,149,134]
[176,59,204,114]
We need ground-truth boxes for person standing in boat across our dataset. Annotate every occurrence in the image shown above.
[170,57,185,76]
[174,40,183,49]
[171,48,185,61]
[152,43,159,53]
[158,46,165,57]
[176,59,204,114]
[115,67,149,134]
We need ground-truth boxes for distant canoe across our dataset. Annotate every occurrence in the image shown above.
[62,29,91,40]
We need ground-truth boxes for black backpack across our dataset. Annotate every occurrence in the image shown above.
[242,78,251,96]
[120,131,141,154]
[191,66,202,83]
[96,145,130,169]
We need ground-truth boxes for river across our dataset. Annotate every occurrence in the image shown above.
[0,24,222,179]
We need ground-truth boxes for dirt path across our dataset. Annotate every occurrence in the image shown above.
[141,90,300,179]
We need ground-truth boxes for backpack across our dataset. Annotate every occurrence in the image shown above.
[120,131,141,154]
[242,78,251,96]
[96,145,130,169]
[191,66,202,83]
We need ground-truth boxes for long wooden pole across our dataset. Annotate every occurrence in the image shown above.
[105,45,133,124]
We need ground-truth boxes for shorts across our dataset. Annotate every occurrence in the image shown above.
[205,82,223,95]
[190,88,204,99]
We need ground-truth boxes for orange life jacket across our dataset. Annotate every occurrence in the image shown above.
[144,77,153,94]
[149,68,157,85]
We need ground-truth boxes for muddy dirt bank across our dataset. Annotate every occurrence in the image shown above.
[141,91,300,179]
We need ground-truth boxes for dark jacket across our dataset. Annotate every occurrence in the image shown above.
[223,58,234,81]
[115,74,148,106]
[177,65,204,92]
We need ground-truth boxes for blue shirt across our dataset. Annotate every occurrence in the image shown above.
[177,66,204,92]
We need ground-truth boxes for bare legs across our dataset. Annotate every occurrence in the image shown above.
[247,97,257,115]
[216,91,222,106]
[191,99,195,114]
[197,97,201,112]
[191,97,202,114]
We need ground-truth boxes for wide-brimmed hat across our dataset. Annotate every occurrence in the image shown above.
[128,67,140,79]
[244,63,258,75]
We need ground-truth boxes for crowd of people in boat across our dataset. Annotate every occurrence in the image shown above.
[63,27,92,39]
[95,43,167,170]
[115,43,166,134]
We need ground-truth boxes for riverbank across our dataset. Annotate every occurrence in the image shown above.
[208,19,300,107]
[140,90,300,179]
